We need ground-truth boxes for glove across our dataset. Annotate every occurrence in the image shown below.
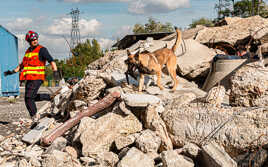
[53,71,61,81]
[4,70,15,76]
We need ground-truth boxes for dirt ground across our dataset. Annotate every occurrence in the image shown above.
[0,87,59,137]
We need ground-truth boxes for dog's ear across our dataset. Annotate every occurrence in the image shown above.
[134,50,140,61]
[127,49,131,56]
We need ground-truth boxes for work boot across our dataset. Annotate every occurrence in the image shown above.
[32,114,40,122]
[29,114,40,129]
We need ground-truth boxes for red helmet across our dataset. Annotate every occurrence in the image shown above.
[25,30,39,42]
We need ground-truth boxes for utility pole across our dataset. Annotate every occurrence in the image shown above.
[252,0,255,16]
[68,8,81,50]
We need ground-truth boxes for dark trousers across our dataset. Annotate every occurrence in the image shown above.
[25,80,51,117]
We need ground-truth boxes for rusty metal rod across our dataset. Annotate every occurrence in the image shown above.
[41,91,121,145]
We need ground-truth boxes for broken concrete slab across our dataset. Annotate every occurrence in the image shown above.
[123,93,162,107]
[22,117,54,144]
[230,64,268,107]
[201,141,237,167]
[175,39,216,79]
[196,16,268,46]
[143,105,173,152]
[162,103,268,154]
[80,113,142,157]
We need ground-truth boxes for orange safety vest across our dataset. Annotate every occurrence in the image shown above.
[20,45,46,81]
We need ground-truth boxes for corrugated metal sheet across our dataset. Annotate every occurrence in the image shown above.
[0,25,19,96]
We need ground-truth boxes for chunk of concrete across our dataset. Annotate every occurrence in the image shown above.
[22,117,54,144]
[123,93,162,107]
[161,150,194,167]
[136,130,161,153]
[115,134,136,150]
[117,147,154,167]
[201,142,237,167]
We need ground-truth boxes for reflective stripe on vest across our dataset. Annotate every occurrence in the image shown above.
[20,45,46,81]
[24,53,39,58]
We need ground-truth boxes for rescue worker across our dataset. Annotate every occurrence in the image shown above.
[4,30,61,120]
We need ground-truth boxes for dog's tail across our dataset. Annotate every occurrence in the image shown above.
[172,26,182,52]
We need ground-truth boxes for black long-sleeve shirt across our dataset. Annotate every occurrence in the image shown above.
[27,45,54,63]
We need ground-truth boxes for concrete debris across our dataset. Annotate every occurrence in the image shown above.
[4,16,268,167]
[162,102,268,154]
[175,39,216,80]
[80,112,142,157]
[143,105,173,151]
[135,129,161,153]
[205,85,226,107]
[161,150,194,167]
[115,134,137,150]
[196,15,268,45]
[22,117,54,144]
[46,137,67,153]
[117,147,154,167]
[230,64,268,107]
[201,141,237,167]
[123,93,162,107]
[182,143,201,159]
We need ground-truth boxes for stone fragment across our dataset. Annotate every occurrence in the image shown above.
[230,65,268,107]
[117,147,154,167]
[205,86,226,107]
[80,113,142,157]
[161,150,194,167]
[123,93,162,107]
[136,130,161,154]
[46,137,67,153]
[73,100,87,110]
[42,150,81,167]
[182,143,201,159]
[65,146,78,159]
[115,134,136,150]
[143,105,173,151]
[201,142,237,167]
[97,152,119,167]
[30,157,41,167]
[73,117,96,142]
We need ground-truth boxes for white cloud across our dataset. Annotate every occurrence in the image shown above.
[98,38,115,50]
[46,18,71,36]
[58,0,130,2]
[80,19,102,36]
[6,18,33,32]
[128,0,190,14]
[57,0,189,14]
[115,25,133,39]
[46,17,101,37]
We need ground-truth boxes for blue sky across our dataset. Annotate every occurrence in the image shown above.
[0,0,218,60]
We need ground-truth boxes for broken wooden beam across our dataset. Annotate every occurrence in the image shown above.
[41,91,121,145]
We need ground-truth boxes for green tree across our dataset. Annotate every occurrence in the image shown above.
[189,17,214,28]
[133,17,174,34]
[215,0,268,18]
[46,39,104,81]
[233,0,268,17]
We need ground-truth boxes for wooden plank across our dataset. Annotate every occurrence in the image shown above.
[22,117,54,144]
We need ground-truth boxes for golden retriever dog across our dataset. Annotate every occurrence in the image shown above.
[126,27,181,92]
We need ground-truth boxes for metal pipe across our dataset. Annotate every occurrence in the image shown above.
[41,91,121,145]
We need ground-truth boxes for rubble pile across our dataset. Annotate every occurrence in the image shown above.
[2,16,268,167]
